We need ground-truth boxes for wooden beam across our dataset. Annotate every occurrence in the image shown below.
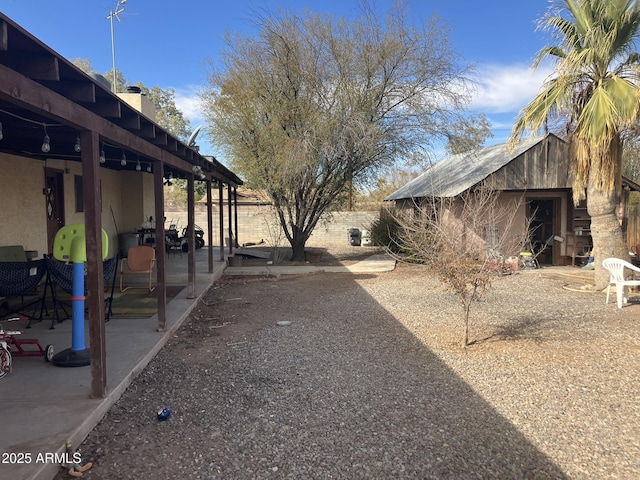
[118,111,141,130]
[92,99,122,118]
[20,54,60,81]
[0,21,8,51]
[206,180,214,274]
[187,173,196,299]
[233,186,239,248]
[58,81,96,103]
[154,163,167,332]
[227,183,233,255]
[218,181,225,261]
[0,63,198,172]
[80,130,107,399]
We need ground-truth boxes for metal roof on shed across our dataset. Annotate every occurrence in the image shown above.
[385,136,544,200]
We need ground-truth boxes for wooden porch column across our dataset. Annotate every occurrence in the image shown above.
[187,172,196,298]
[206,179,213,273]
[233,186,239,249]
[227,183,233,254]
[218,181,225,261]
[154,163,167,332]
[80,130,106,399]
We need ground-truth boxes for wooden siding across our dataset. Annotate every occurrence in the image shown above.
[489,136,571,190]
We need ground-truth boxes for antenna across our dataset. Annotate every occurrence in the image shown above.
[188,125,202,147]
[106,0,128,93]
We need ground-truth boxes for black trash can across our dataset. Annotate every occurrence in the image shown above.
[119,232,139,257]
[348,228,361,246]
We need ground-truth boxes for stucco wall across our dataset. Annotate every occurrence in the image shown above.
[0,154,48,255]
[0,153,153,259]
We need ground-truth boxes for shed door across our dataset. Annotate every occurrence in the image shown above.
[529,198,560,265]
[45,168,65,254]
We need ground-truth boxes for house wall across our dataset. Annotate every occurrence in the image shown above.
[0,153,154,259]
[0,153,47,255]
[392,189,571,262]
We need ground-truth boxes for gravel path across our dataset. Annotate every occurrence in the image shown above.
[59,261,640,479]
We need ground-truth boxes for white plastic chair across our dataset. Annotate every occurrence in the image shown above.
[602,257,640,308]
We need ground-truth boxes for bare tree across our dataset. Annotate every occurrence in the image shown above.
[389,183,528,347]
[201,1,474,261]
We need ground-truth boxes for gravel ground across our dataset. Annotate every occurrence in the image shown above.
[55,249,640,479]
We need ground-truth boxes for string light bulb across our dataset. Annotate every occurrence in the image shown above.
[100,145,106,163]
[74,134,81,153]
[120,151,127,166]
[0,121,3,141]
[146,163,152,173]
[41,125,50,153]
[135,159,141,171]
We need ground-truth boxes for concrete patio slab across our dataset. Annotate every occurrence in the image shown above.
[0,248,226,480]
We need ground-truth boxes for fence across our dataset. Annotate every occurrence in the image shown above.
[164,206,380,248]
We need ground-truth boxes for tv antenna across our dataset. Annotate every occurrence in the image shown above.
[106,0,128,93]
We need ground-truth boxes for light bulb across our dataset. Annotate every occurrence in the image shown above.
[135,160,141,171]
[0,122,3,141]
[120,152,127,166]
[41,134,50,153]
[100,149,106,163]
[74,135,81,153]
[146,163,152,173]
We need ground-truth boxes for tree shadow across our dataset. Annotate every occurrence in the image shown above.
[471,315,558,346]
[82,271,570,479]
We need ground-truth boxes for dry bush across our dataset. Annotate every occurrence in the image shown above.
[389,183,528,346]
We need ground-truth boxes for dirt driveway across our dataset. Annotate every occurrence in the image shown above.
[56,250,640,479]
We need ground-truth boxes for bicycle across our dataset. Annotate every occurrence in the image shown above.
[0,318,54,378]
[0,322,20,378]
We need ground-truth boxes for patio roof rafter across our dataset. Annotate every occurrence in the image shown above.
[0,63,199,174]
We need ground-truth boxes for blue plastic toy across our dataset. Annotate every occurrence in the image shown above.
[51,224,108,367]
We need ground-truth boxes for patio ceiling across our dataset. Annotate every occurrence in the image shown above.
[0,13,242,185]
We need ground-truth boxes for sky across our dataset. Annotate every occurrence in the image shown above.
[0,0,556,162]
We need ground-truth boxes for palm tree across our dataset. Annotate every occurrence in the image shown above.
[510,0,640,288]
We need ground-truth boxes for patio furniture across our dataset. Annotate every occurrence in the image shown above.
[119,245,155,292]
[165,225,183,257]
[45,255,119,327]
[0,258,47,322]
[602,257,640,308]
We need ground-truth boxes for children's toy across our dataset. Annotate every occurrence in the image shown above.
[51,224,107,368]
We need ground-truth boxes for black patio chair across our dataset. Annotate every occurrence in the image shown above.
[45,256,119,328]
[0,258,47,323]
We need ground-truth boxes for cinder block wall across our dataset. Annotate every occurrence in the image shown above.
[164,206,380,247]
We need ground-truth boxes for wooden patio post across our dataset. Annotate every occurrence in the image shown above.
[218,181,225,261]
[154,163,167,331]
[227,183,233,254]
[80,130,107,398]
[187,172,196,298]
[206,178,213,273]
[233,186,239,249]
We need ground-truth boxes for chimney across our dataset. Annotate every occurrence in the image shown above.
[117,86,156,120]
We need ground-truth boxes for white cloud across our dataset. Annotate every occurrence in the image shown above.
[172,85,205,126]
[470,62,555,114]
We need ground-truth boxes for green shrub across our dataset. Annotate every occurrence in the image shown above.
[369,212,402,253]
